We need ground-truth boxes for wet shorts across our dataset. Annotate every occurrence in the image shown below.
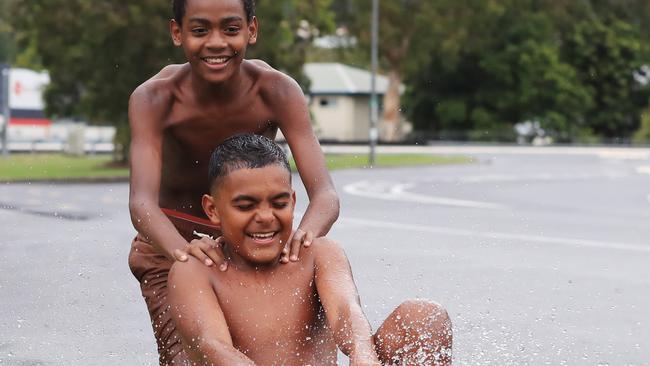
[128,209,220,365]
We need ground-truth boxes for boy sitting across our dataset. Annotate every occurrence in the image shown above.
[168,134,453,365]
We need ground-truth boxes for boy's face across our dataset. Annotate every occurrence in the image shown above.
[202,165,295,266]
[170,0,258,84]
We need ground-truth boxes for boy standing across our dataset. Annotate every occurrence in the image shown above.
[128,0,339,364]
[168,134,453,365]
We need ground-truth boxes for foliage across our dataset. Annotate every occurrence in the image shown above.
[7,0,650,147]
[563,16,647,139]
[332,0,450,140]
[247,0,335,92]
[10,0,335,161]
[332,0,650,143]
[0,0,39,67]
[632,107,650,144]
[11,0,181,161]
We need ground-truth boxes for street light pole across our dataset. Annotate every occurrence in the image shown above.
[369,0,379,166]
[1,63,10,157]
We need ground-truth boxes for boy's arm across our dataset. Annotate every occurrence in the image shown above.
[128,85,224,266]
[271,74,340,260]
[313,239,381,364]
[168,259,255,365]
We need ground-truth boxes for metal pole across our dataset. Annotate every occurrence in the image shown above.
[369,0,379,166]
[1,64,10,157]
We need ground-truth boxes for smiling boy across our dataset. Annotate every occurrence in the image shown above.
[128,0,339,364]
[167,134,453,365]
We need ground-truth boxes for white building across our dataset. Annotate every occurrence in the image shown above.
[1,68,114,152]
[304,62,394,142]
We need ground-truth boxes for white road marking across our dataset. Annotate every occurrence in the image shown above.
[341,216,650,253]
[320,144,650,158]
[56,203,81,211]
[418,171,626,184]
[635,166,650,175]
[344,180,506,209]
[598,151,650,160]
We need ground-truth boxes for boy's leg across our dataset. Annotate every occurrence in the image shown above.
[128,235,192,366]
[373,299,452,366]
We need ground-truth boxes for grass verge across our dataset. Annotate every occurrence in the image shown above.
[291,153,473,171]
[0,153,473,182]
[0,154,129,182]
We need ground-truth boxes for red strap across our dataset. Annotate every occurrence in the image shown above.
[160,207,218,228]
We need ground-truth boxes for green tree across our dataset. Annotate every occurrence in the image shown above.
[11,0,181,161]
[0,0,40,67]
[248,0,335,91]
[404,0,650,143]
[11,0,334,161]
[563,15,648,139]
[341,0,458,141]
[632,106,650,144]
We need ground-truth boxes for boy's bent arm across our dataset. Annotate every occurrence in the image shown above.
[313,239,380,364]
[271,75,340,254]
[168,260,255,365]
[128,85,189,259]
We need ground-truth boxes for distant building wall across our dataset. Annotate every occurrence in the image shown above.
[353,96,372,141]
[310,94,379,141]
[7,68,52,126]
[311,95,357,141]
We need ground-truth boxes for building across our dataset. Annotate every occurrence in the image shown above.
[5,67,51,126]
[0,68,114,153]
[304,62,395,142]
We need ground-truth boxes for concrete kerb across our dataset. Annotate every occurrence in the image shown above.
[319,144,650,159]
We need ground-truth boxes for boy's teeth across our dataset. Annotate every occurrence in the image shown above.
[204,57,228,64]
[250,232,274,239]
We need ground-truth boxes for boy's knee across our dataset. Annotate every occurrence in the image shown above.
[397,299,449,321]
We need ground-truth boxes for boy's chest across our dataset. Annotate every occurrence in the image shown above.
[163,103,278,163]
[214,272,322,349]
[168,93,276,135]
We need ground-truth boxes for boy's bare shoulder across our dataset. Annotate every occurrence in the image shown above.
[129,63,189,108]
[310,237,347,264]
[169,255,215,284]
[244,59,304,102]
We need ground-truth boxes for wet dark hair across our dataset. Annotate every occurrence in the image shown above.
[208,134,290,189]
[173,0,256,25]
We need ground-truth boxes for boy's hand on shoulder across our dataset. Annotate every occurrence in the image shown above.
[280,228,314,263]
[173,236,228,271]
[350,345,381,366]
[349,354,381,366]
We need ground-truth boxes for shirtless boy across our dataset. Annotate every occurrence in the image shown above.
[128,0,339,364]
[167,134,453,365]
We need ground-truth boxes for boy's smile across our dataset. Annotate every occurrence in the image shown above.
[203,164,295,268]
[171,0,258,84]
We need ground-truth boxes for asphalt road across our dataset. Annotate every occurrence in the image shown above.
[1,146,649,365]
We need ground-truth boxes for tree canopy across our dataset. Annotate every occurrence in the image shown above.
[398,0,650,142]
[5,0,650,147]
[8,0,334,160]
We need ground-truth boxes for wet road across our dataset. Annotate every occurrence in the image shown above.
[1,146,649,365]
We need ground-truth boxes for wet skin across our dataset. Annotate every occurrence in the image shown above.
[168,165,453,365]
[169,240,341,365]
[167,166,372,365]
[128,0,338,258]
